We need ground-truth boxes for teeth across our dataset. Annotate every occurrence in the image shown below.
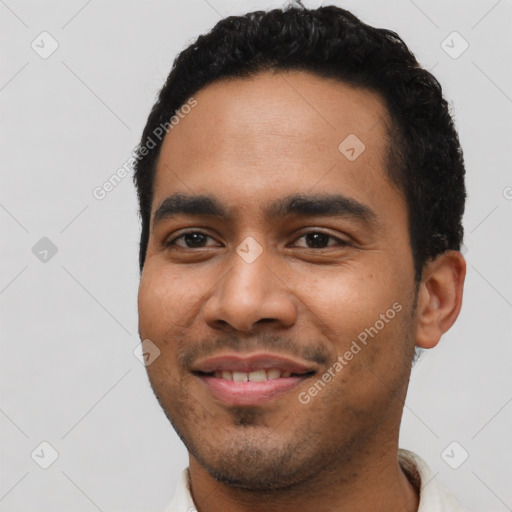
[248,370,267,382]
[267,369,282,380]
[233,371,248,382]
[212,369,298,381]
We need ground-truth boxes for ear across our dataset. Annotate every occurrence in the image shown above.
[415,250,466,349]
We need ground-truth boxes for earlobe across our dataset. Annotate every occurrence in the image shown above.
[415,250,466,350]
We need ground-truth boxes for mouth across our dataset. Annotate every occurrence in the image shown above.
[191,352,318,406]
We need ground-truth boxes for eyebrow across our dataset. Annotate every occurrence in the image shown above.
[153,193,380,228]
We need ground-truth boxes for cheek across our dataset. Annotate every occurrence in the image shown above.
[292,258,412,386]
[137,266,184,338]
[137,269,189,396]
[294,260,403,336]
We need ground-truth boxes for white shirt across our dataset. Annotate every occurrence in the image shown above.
[165,448,465,512]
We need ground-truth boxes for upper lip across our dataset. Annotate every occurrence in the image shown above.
[191,352,319,375]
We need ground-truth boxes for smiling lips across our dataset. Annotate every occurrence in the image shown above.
[191,352,318,406]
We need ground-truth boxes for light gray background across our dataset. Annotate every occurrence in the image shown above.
[1,0,511,511]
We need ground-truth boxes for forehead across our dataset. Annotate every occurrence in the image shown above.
[153,70,399,220]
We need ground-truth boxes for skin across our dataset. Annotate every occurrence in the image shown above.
[137,70,466,512]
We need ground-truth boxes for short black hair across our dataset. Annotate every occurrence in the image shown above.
[133,3,466,281]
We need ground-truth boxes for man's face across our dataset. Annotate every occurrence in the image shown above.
[138,70,419,489]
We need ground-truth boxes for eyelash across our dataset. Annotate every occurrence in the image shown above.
[164,230,350,249]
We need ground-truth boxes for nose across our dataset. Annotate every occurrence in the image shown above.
[202,247,298,332]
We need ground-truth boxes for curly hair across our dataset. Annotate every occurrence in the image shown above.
[133,3,466,282]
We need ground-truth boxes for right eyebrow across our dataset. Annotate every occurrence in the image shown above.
[153,194,227,226]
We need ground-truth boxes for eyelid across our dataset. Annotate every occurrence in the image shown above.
[165,229,221,247]
[290,230,351,248]
[165,228,351,249]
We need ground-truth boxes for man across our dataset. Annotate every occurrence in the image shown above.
[133,3,467,511]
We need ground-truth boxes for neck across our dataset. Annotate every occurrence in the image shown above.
[187,439,419,512]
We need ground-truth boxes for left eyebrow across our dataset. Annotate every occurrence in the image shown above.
[152,192,381,229]
[264,193,380,227]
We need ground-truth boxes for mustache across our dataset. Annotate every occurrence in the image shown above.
[176,332,330,371]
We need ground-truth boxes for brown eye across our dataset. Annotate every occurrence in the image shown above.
[166,232,217,248]
[293,231,348,249]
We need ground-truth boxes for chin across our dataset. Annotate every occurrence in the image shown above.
[191,435,317,491]
[204,460,304,491]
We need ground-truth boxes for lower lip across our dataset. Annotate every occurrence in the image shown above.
[198,374,312,406]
